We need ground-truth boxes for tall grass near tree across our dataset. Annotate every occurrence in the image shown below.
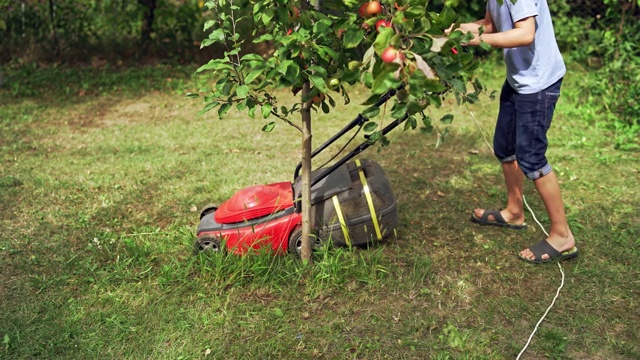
[1,60,639,359]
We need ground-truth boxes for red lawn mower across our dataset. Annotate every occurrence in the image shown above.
[195,89,407,257]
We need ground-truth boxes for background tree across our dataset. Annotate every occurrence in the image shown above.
[192,0,486,261]
[138,0,158,52]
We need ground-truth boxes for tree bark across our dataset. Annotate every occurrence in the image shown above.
[48,0,59,56]
[299,81,313,263]
[137,0,157,52]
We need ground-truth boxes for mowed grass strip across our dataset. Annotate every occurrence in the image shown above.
[0,61,639,359]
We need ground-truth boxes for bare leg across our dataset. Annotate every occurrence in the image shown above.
[474,160,525,224]
[519,170,575,260]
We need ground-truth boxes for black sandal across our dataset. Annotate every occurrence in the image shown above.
[471,209,527,230]
[518,239,579,264]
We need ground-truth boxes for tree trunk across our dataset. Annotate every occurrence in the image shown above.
[299,81,313,263]
[48,0,59,57]
[137,0,157,52]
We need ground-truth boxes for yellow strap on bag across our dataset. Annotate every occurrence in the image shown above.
[355,159,383,241]
[332,195,351,247]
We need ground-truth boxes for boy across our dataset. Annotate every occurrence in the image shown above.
[450,0,578,263]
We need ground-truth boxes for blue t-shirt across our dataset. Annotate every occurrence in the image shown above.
[487,0,566,94]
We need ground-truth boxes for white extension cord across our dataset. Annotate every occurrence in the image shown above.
[516,196,566,360]
[467,106,566,359]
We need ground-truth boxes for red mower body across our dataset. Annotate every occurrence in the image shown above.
[196,182,301,254]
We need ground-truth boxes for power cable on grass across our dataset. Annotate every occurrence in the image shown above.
[466,104,566,359]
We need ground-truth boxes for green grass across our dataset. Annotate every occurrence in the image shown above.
[1,60,639,359]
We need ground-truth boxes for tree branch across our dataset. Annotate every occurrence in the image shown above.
[270,110,303,132]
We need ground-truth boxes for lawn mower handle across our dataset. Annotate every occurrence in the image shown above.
[293,87,403,181]
[309,111,408,188]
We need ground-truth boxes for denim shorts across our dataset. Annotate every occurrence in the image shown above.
[493,78,563,180]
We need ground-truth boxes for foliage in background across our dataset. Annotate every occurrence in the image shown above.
[550,0,640,149]
[0,0,637,148]
[0,0,208,62]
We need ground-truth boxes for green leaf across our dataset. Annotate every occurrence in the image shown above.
[364,122,378,132]
[244,69,264,84]
[422,116,434,132]
[450,79,466,93]
[405,6,425,19]
[236,85,250,99]
[373,26,394,54]
[362,106,380,119]
[479,41,492,51]
[317,46,339,61]
[432,7,457,30]
[362,94,382,106]
[185,92,200,98]
[371,66,401,95]
[203,20,216,31]
[196,59,234,73]
[261,11,274,26]
[208,28,225,42]
[391,101,408,119]
[307,66,327,77]
[342,0,359,6]
[197,101,220,116]
[321,101,330,114]
[465,93,479,104]
[439,114,454,124]
[253,33,274,43]
[262,121,276,132]
[241,54,264,62]
[276,60,297,79]
[284,63,300,83]
[261,103,272,119]
[343,29,365,49]
[419,79,447,94]
[200,38,216,48]
[313,18,332,33]
[309,75,328,93]
[404,115,417,130]
[218,103,232,118]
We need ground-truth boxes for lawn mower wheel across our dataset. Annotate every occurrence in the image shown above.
[194,235,221,254]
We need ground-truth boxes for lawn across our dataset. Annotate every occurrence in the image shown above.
[1,59,638,359]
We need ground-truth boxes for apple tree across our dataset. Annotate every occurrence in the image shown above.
[191,0,486,261]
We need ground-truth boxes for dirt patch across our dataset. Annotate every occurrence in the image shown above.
[61,93,199,130]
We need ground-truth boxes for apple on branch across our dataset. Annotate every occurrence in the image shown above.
[375,19,391,32]
[358,1,383,19]
[381,46,404,64]
[288,5,300,21]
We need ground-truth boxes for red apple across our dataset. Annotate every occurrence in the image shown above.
[381,46,403,63]
[312,93,326,104]
[366,1,383,17]
[358,3,369,18]
[376,19,391,32]
[359,1,383,18]
[288,5,300,21]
